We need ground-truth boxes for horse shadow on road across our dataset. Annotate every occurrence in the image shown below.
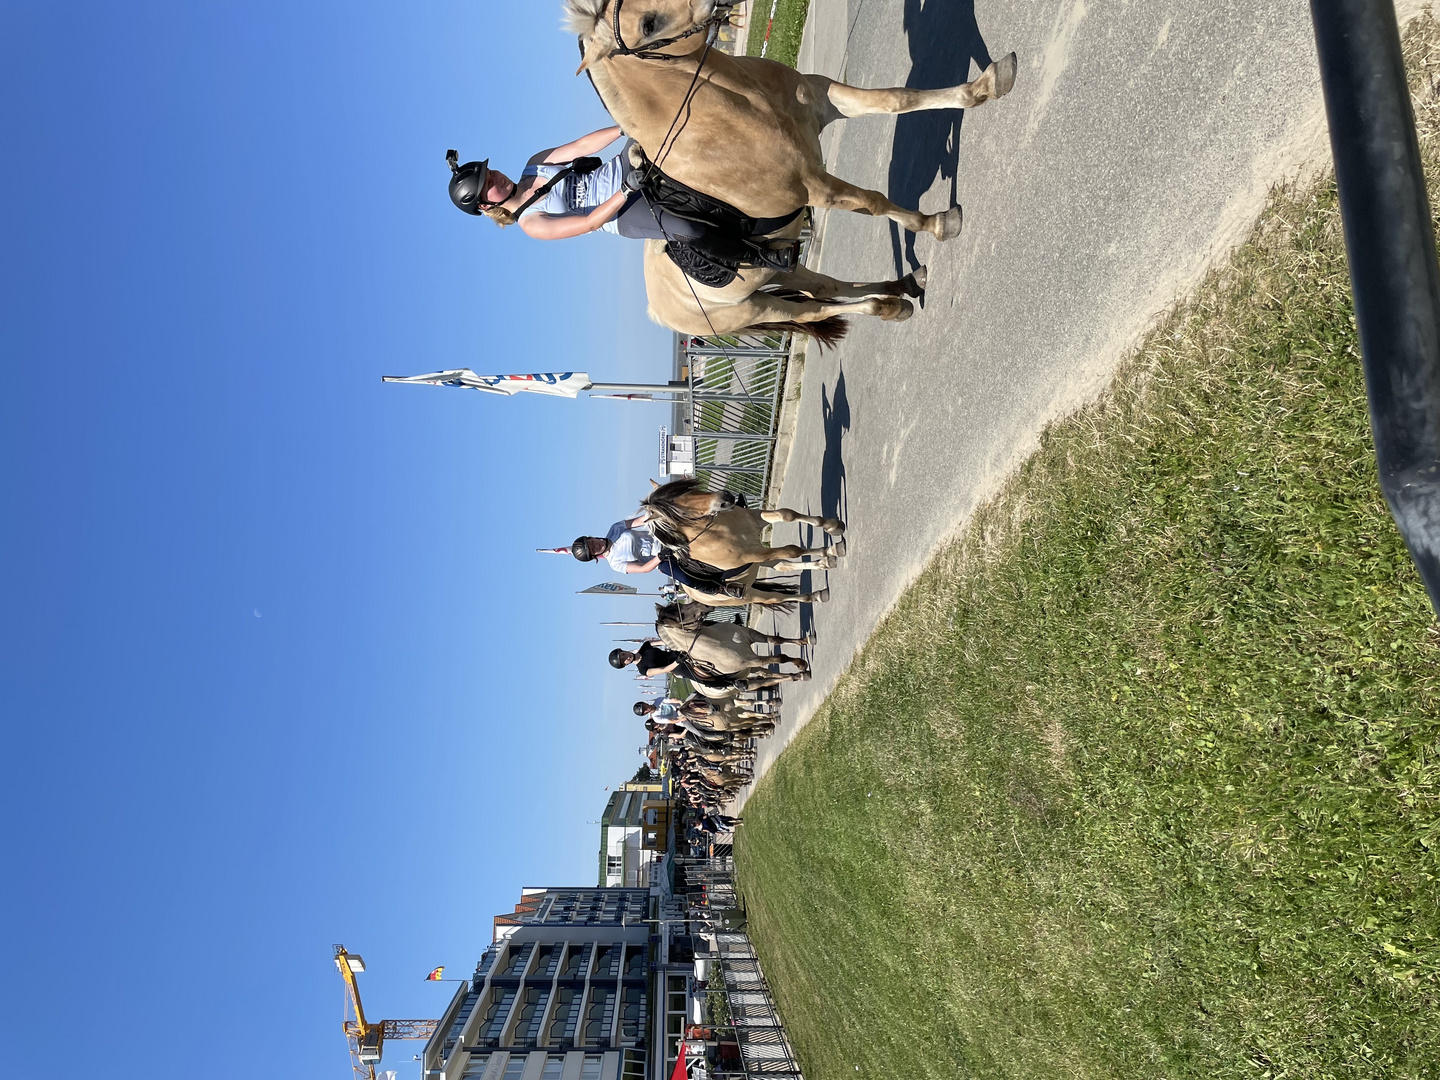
[886,0,996,276]
[798,368,851,641]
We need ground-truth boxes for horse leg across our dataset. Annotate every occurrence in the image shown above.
[806,170,962,241]
[751,632,808,648]
[779,263,927,302]
[730,290,914,326]
[804,55,1018,122]
[759,555,836,572]
[751,586,828,604]
[761,507,847,541]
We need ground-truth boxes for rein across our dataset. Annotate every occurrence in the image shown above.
[611,0,725,60]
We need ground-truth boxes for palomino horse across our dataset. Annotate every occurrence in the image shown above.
[641,477,845,575]
[655,602,811,680]
[567,0,1017,339]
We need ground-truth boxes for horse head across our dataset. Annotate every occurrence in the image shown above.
[568,0,733,73]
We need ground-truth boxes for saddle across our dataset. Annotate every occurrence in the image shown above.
[629,146,803,287]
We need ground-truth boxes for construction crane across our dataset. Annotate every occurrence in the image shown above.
[334,945,442,1080]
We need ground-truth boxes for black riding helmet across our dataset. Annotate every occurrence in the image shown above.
[446,149,493,215]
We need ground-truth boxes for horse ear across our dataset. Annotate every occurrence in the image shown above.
[576,34,609,74]
[650,479,659,489]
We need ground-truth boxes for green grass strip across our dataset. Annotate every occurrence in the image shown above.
[745,0,810,67]
[735,19,1440,1080]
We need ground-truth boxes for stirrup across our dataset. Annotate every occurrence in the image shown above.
[752,240,799,272]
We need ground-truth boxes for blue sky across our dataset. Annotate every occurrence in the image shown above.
[0,2,673,1077]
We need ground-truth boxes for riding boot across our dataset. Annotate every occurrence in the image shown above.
[749,238,801,272]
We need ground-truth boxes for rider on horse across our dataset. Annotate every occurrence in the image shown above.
[444,127,796,272]
[570,513,749,598]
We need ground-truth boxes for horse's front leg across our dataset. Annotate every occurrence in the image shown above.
[805,55,1018,121]
[761,508,847,543]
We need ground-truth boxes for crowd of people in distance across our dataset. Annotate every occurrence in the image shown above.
[637,687,781,842]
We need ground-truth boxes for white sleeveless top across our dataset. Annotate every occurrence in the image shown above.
[519,152,629,235]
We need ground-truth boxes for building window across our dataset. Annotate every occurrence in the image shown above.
[580,1055,604,1080]
[463,1055,492,1080]
[541,1057,565,1080]
[501,1056,528,1080]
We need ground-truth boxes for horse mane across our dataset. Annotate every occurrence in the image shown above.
[655,601,713,631]
[563,0,607,34]
[642,477,712,547]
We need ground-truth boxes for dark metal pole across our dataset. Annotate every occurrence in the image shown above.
[1311,0,1440,615]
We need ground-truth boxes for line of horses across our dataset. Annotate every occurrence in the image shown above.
[566,0,1015,819]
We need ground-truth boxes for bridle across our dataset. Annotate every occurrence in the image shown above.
[610,0,731,61]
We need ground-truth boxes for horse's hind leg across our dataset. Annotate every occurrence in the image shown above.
[779,263,926,302]
[730,289,914,326]
[761,556,836,572]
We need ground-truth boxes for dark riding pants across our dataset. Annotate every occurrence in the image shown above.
[657,557,748,591]
[613,192,707,242]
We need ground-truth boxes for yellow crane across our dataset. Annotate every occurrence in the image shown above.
[334,944,441,1080]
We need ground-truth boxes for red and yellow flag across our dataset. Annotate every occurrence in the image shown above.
[425,966,445,981]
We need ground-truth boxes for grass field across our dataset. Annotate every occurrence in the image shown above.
[744,0,809,66]
[734,20,1440,1080]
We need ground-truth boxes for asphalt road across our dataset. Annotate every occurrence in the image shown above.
[734,0,1435,798]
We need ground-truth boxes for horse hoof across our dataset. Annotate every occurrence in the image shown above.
[828,538,847,558]
[903,264,928,298]
[993,51,1018,98]
[806,627,818,645]
[814,587,831,603]
[936,205,963,241]
[824,518,846,537]
[887,298,914,322]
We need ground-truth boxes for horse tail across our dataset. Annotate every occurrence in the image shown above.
[745,317,849,351]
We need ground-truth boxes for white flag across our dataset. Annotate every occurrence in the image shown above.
[382,369,591,398]
[579,583,639,595]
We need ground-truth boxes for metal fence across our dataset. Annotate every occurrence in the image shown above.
[674,333,790,504]
[672,857,806,1080]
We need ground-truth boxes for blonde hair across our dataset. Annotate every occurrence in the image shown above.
[483,205,517,227]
